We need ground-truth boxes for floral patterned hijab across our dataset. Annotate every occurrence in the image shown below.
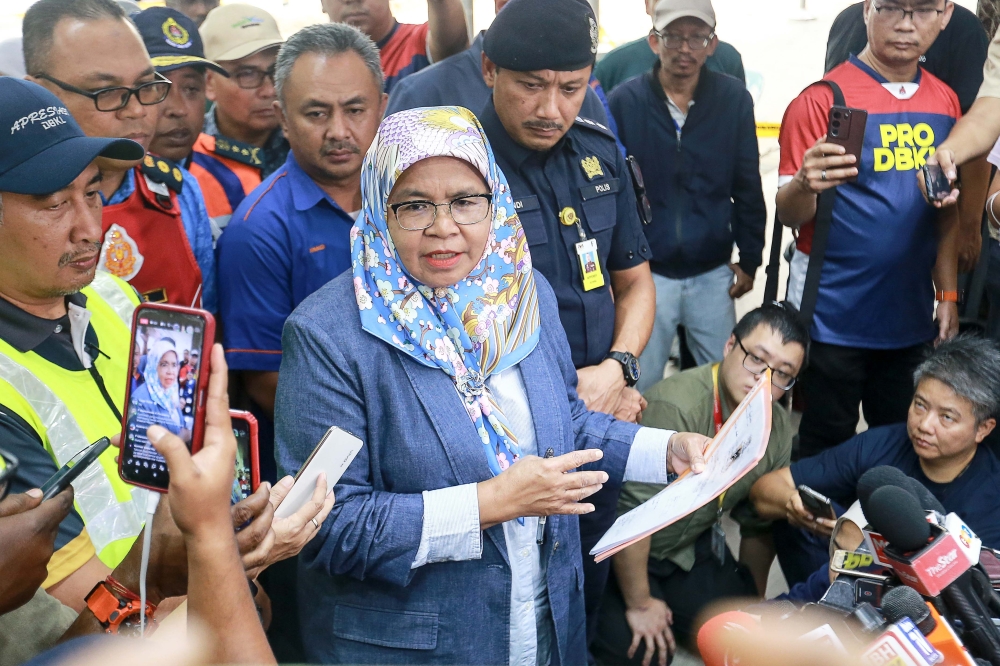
[143,337,182,426]
[352,107,540,477]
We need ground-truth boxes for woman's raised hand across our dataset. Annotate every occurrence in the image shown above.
[477,449,608,529]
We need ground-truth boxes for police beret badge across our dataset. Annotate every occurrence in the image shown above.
[162,17,192,48]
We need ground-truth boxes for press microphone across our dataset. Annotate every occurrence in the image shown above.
[882,585,977,666]
[866,486,1000,665]
[697,610,759,666]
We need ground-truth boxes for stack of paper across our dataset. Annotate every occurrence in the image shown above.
[590,371,773,562]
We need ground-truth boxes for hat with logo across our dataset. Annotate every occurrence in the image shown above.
[484,0,599,72]
[134,7,229,76]
[0,78,144,195]
[652,0,717,31]
[200,4,284,63]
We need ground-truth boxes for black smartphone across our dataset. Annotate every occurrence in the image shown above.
[827,105,868,182]
[40,437,111,501]
[921,163,952,201]
[798,484,836,520]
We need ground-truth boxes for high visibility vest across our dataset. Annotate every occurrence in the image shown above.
[0,273,146,570]
[189,133,263,238]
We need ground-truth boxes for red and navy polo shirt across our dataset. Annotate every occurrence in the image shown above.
[378,21,431,95]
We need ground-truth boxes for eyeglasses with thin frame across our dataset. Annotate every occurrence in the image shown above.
[37,72,171,112]
[735,334,798,391]
[229,66,276,90]
[0,448,19,503]
[390,194,493,231]
[653,30,716,51]
[871,2,946,24]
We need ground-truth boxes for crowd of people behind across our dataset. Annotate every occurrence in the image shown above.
[2,0,1000,663]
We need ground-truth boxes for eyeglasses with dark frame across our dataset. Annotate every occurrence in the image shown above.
[229,66,277,90]
[871,2,947,24]
[37,72,171,112]
[653,29,716,51]
[734,334,798,391]
[390,194,493,231]
[0,447,19,503]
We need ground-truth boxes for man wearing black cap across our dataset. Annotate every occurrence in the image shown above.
[22,0,218,313]
[479,0,657,648]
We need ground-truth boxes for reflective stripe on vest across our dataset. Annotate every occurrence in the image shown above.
[0,273,146,566]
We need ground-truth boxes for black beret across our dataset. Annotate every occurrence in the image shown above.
[484,0,599,72]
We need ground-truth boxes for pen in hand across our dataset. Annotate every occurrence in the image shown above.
[536,447,555,545]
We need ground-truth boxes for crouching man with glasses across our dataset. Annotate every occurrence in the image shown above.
[24,0,218,312]
[592,303,809,666]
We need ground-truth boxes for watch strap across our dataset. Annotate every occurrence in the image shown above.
[935,290,962,303]
[85,579,156,634]
[606,351,639,387]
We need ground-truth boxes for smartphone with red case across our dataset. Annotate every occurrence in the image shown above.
[229,410,260,504]
[119,303,215,492]
[827,105,868,182]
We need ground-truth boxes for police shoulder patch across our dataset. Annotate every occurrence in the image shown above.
[212,135,264,168]
[574,115,615,140]
[140,154,184,194]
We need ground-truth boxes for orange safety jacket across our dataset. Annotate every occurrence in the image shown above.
[189,133,263,236]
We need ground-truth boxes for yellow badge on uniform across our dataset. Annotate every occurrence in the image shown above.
[559,207,579,226]
[143,155,156,169]
[157,160,170,174]
[162,17,191,48]
[576,238,604,291]
[172,167,183,182]
[581,156,604,180]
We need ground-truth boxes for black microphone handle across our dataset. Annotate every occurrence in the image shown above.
[941,572,1000,666]
[971,566,1000,617]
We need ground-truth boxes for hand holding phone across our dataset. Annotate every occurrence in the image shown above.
[230,410,260,505]
[921,163,954,202]
[797,484,836,521]
[826,104,867,183]
[119,303,215,493]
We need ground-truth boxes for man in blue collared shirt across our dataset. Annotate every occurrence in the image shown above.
[217,23,387,483]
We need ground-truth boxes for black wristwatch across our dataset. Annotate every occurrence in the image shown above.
[606,351,640,387]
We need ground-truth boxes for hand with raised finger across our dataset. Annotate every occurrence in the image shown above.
[477,448,609,528]
[0,487,75,614]
[232,483,276,579]
[263,473,335,567]
[794,137,858,194]
[667,432,710,476]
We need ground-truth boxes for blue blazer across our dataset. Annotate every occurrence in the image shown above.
[275,271,640,665]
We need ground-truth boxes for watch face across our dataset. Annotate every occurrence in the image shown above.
[628,357,640,381]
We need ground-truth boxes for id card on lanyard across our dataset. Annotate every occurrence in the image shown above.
[560,206,605,291]
[710,363,728,566]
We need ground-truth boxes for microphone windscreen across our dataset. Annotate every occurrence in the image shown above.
[881,585,935,634]
[905,477,946,514]
[866,485,931,552]
[697,610,758,666]
[858,466,913,512]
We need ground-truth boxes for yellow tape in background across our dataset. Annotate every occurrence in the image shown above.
[757,122,781,138]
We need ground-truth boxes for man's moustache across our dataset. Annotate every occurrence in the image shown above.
[321,141,360,155]
[522,120,564,132]
[59,242,102,267]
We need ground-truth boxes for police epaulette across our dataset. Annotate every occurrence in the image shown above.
[213,135,264,168]
[140,154,184,194]
[574,115,615,139]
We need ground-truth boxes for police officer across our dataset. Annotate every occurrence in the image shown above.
[23,0,217,312]
[478,0,657,648]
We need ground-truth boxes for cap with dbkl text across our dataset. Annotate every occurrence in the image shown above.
[483,0,599,72]
[200,3,283,63]
[0,78,144,195]
[133,7,229,76]
[652,0,717,31]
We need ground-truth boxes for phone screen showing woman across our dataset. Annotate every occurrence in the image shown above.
[122,309,206,489]
[232,419,253,504]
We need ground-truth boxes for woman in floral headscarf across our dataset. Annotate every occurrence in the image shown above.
[274,107,709,665]
[130,337,188,442]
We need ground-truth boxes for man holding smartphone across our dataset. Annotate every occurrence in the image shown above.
[775,0,962,460]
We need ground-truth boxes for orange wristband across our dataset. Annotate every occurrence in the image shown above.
[936,290,961,303]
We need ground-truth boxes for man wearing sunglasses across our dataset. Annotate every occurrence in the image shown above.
[608,0,766,397]
[592,303,807,666]
[23,0,217,313]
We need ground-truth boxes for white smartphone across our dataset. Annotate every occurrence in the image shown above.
[274,426,363,519]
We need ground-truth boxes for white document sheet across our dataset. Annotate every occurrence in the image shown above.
[590,371,773,562]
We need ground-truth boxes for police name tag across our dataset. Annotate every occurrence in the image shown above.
[575,238,605,291]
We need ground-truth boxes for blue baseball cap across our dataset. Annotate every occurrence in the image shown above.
[0,78,145,195]
[133,7,229,76]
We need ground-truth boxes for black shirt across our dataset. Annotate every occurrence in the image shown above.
[825,2,989,112]
[478,97,652,368]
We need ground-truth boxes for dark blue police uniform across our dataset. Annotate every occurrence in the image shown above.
[479,97,651,369]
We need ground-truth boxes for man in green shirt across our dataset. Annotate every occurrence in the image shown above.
[594,0,745,93]
[592,303,808,666]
